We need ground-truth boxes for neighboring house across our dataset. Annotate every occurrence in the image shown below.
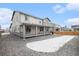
[9,11,55,38]
[53,25,72,32]
[71,25,79,31]
[60,26,72,32]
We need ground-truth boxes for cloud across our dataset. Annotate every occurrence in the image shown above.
[66,18,79,25]
[53,3,79,13]
[0,8,13,29]
[53,5,65,14]
[66,3,79,11]
[63,0,79,3]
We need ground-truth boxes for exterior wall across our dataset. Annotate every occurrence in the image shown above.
[20,13,43,25]
[10,12,21,33]
[26,16,42,25]
[43,19,50,26]
[20,13,53,27]
[51,27,54,32]
[30,26,36,34]
[20,14,25,23]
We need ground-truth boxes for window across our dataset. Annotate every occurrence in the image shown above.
[56,28,59,31]
[25,26,31,33]
[40,27,43,31]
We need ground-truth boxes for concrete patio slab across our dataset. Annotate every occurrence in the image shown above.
[26,35,75,52]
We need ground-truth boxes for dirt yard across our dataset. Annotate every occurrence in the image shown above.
[0,34,79,56]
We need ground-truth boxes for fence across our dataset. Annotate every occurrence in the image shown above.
[54,31,79,35]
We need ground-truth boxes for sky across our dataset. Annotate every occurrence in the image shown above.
[0,3,79,29]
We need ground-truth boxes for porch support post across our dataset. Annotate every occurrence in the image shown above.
[52,27,54,34]
[44,26,45,35]
[35,26,37,36]
[23,24,26,40]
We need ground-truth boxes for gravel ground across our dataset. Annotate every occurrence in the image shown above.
[0,34,79,56]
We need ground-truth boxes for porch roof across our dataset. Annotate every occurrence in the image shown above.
[20,23,53,28]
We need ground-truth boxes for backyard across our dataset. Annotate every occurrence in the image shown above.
[0,34,79,56]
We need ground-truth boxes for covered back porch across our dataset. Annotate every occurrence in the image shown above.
[19,23,51,39]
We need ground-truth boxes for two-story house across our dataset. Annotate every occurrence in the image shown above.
[9,11,55,39]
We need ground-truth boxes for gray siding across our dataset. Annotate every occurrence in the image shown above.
[10,11,55,37]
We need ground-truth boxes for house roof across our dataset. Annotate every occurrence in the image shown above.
[11,11,15,21]
[11,11,51,22]
[11,11,52,22]
[11,11,44,21]
[9,23,12,29]
[44,17,51,22]
[10,10,54,28]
